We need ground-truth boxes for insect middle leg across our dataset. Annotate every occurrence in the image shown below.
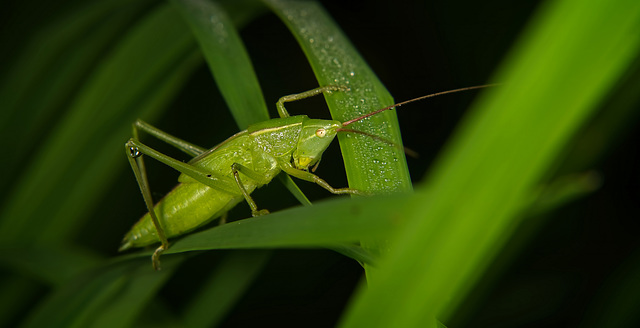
[276,85,350,118]
[128,121,210,267]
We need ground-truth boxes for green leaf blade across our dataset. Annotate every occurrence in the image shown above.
[264,0,412,194]
[172,0,269,128]
[340,0,640,327]
[165,194,410,256]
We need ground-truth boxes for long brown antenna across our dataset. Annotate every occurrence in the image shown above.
[337,128,419,158]
[342,83,499,126]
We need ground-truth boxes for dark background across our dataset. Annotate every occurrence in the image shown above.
[112,0,640,326]
[3,0,639,326]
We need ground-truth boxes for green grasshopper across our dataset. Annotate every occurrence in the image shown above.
[121,84,490,269]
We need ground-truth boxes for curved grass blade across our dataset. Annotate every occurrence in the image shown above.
[163,194,410,255]
[263,0,412,194]
[340,0,640,327]
[172,0,311,210]
[327,244,378,268]
[96,193,414,266]
[171,0,269,128]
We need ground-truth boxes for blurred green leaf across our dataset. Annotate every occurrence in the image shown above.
[527,171,602,217]
[21,257,182,328]
[0,3,201,243]
[183,250,271,328]
[340,0,640,327]
[581,249,640,327]
[0,245,102,286]
[0,0,152,190]
[0,276,41,327]
[172,0,269,129]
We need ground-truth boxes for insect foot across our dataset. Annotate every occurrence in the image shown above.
[350,189,372,196]
[152,244,167,271]
[252,209,270,217]
[326,85,351,93]
[339,188,371,196]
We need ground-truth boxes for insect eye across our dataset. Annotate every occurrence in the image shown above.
[315,128,327,138]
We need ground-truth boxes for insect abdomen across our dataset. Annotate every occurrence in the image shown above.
[120,132,283,251]
[120,182,242,250]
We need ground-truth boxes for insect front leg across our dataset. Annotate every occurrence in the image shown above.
[276,85,350,118]
[278,161,368,196]
[231,163,272,217]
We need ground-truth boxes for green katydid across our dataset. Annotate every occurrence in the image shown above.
[121,84,492,270]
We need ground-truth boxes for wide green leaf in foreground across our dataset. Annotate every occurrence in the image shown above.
[340,0,640,326]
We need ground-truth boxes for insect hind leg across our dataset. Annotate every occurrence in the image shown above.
[125,138,241,270]
[125,142,170,271]
[133,119,206,157]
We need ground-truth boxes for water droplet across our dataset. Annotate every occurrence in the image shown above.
[349,71,355,76]
[309,38,315,44]
[129,147,140,158]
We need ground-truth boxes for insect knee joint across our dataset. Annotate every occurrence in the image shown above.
[125,140,141,158]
